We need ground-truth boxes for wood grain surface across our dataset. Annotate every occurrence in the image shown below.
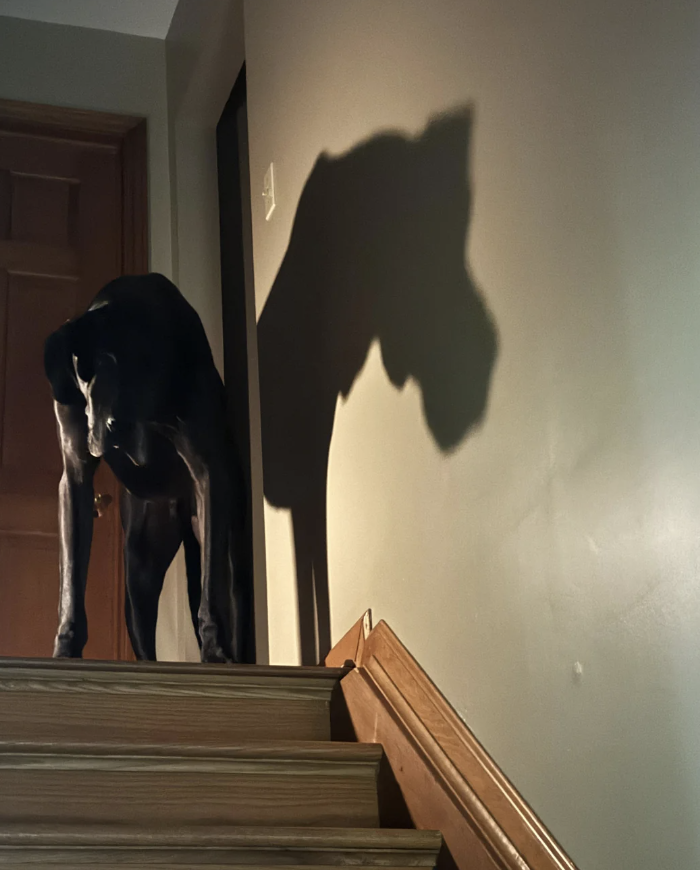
[334,620,577,870]
[0,741,382,829]
[0,823,442,868]
[0,659,347,743]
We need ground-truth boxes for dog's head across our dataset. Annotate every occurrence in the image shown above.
[45,309,146,462]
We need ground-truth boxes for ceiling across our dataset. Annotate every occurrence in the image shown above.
[0,0,179,39]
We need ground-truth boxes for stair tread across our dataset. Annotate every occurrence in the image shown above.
[0,656,346,683]
[0,656,348,679]
[0,824,441,851]
[0,739,381,762]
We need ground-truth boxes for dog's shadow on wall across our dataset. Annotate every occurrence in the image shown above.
[258,108,499,664]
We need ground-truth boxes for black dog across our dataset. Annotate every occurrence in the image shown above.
[44,273,251,663]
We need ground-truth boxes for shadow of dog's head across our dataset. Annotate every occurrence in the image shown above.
[262,108,498,455]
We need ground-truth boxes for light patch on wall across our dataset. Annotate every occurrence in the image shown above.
[327,343,446,636]
[264,502,300,664]
[263,162,276,221]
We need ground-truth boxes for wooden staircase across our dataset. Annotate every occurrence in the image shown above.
[0,658,442,869]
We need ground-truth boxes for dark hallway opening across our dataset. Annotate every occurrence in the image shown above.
[217,64,256,663]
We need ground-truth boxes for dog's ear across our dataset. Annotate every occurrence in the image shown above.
[44,321,83,405]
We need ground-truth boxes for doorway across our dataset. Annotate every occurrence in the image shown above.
[217,65,262,664]
[0,99,148,660]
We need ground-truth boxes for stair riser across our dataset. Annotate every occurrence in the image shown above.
[0,768,379,828]
[0,821,442,870]
[0,864,431,870]
[0,858,431,869]
[0,691,331,744]
[0,852,435,870]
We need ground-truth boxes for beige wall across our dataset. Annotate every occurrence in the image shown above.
[244,2,700,868]
[166,0,243,371]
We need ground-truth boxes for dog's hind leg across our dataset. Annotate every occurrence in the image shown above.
[121,491,182,660]
[179,497,202,651]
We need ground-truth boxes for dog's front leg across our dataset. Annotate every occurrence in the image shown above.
[194,461,236,663]
[53,403,98,658]
[175,431,235,663]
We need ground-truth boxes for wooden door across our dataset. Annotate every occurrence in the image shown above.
[0,101,147,660]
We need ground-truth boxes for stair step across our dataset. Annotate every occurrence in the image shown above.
[0,658,345,745]
[0,740,381,829]
[0,824,442,868]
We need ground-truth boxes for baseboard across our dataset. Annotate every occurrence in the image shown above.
[327,616,577,870]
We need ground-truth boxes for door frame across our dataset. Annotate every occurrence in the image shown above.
[0,98,149,660]
[217,66,268,663]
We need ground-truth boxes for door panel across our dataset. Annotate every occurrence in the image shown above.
[0,124,128,660]
[10,173,79,246]
[2,274,78,473]
[0,534,58,658]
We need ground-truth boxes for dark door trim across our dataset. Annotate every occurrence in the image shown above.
[217,66,262,663]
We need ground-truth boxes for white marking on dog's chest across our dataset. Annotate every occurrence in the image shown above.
[72,354,97,430]
[72,354,90,398]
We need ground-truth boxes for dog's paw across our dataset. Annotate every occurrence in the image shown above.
[53,627,86,658]
[201,643,233,664]
[199,620,235,664]
[52,643,83,659]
